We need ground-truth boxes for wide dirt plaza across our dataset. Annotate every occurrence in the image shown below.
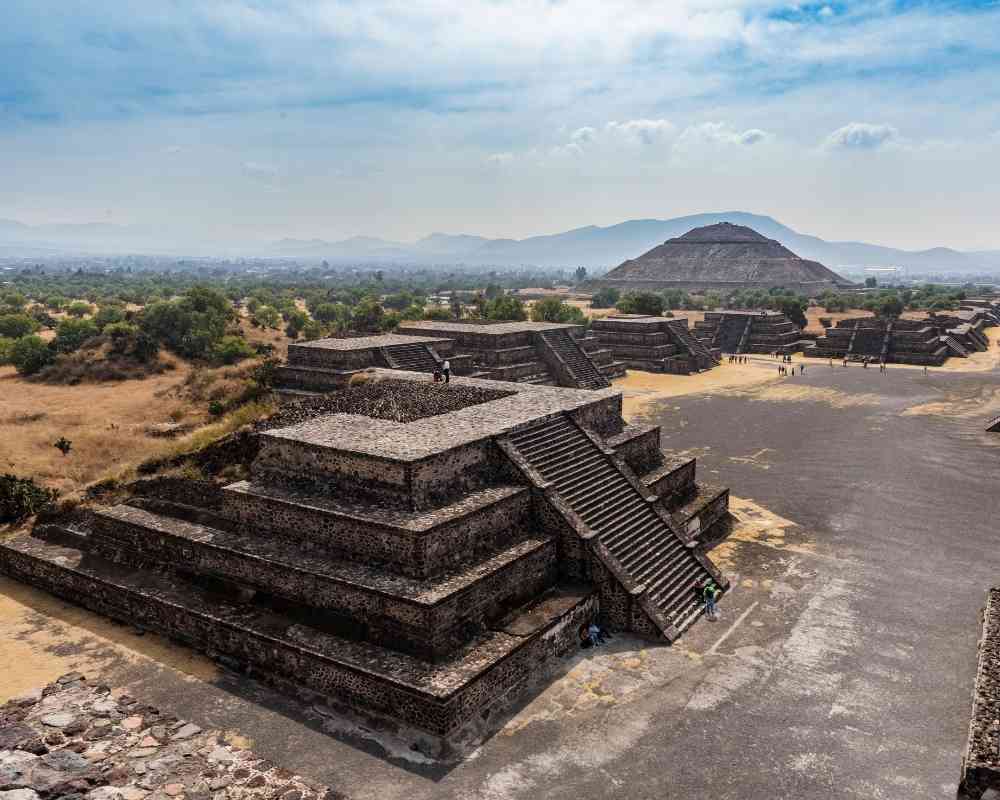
[3,342,999,800]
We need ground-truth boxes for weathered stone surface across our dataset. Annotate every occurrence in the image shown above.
[39,713,75,728]
[0,681,336,800]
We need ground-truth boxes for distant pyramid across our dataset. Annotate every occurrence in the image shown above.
[593,222,854,293]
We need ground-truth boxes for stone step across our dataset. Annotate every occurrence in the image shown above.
[0,532,595,743]
[221,480,533,579]
[90,504,557,662]
[506,415,721,642]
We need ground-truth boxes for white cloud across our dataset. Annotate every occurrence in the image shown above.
[822,122,900,151]
[163,145,183,155]
[605,119,676,146]
[675,122,771,151]
[486,152,515,165]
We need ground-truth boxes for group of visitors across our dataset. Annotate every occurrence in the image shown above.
[772,352,793,363]
[778,363,804,376]
[431,359,451,383]
[727,354,749,364]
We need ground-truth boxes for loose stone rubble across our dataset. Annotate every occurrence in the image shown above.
[0,674,340,800]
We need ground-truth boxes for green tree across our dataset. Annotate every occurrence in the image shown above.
[283,309,310,339]
[352,296,385,332]
[0,314,40,339]
[530,298,587,324]
[616,292,665,316]
[865,276,878,288]
[574,266,588,283]
[251,304,281,329]
[66,301,93,318]
[877,294,904,318]
[590,287,620,309]
[485,295,527,321]
[93,305,126,331]
[10,335,55,375]
[53,318,99,353]
[212,335,255,365]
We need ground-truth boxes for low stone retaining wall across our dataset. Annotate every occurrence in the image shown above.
[960,587,1000,798]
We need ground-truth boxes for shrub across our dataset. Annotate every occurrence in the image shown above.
[53,317,100,353]
[0,313,40,339]
[423,307,453,321]
[93,305,127,331]
[0,474,58,522]
[208,400,225,416]
[0,338,14,366]
[530,298,586,324]
[66,301,93,318]
[590,287,620,309]
[616,292,664,316]
[139,286,233,360]
[484,295,527,321]
[211,335,255,365]
[10,335,54,375]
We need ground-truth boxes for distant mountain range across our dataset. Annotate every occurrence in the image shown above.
[3,212,1000,274]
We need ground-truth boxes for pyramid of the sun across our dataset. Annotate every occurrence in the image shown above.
[591,222,855,294]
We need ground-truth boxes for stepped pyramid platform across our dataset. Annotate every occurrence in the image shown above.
[693,309,811,356]
[590,315,719,373]
[0,372,730,754]
[397,319,625,389]
[805,317,950,365]
[274,333,470,394]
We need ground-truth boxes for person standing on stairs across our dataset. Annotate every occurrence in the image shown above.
[442,359,451,383]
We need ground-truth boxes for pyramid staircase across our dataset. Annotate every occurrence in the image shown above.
[941,335,970,358]
[668,321,719,366]
[382,342,441,373]
[846,322,859,357]
[503,415,722,640]
[880,320,894,361]
[539,329,610,390]
[736,316,753,354]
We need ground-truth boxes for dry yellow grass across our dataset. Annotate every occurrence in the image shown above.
[0,354,274,497]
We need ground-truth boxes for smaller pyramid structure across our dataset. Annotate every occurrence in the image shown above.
[592,222,854,294]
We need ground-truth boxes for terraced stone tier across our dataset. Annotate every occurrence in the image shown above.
[91,504,558,662]
[641,458,697,504]
[667,483,730,541]
[0,532,596,745]
[222,481,533,578]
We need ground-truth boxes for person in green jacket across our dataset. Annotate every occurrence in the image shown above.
[703,581,720,620]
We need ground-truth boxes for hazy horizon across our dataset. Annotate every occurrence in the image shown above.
[3,2,1000,251]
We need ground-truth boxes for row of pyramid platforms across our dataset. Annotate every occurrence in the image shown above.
[274,321,626,395]
[0,372,730,755]
[805,303,1000,366]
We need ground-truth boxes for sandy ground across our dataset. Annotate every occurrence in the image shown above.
[0,575,218,703]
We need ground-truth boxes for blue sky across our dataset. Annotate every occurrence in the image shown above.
[2,1,999,249]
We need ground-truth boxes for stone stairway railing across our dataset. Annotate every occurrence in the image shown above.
[986,416,1000,433]
[501,414,725,640]
[536,330,610,390]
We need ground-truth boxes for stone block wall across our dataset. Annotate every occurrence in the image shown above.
[221,481,533,579]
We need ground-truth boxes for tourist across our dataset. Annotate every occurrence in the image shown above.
[800,364,805,375]
[442,359,451,383]
[703,581,720,620]
[432,369,442,382]
[588,621,604,647]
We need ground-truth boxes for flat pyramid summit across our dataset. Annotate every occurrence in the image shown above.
[593,222,854,293]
